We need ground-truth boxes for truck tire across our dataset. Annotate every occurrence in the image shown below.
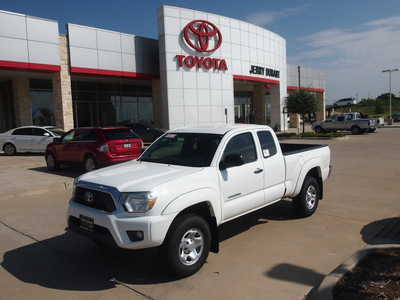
[292,176,319,217]
[163,213,211,278]
[314,126,323,134]
[351,126,361,135]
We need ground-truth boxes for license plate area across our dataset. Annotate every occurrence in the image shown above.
[79,215,94,232]
[123,143,131,148]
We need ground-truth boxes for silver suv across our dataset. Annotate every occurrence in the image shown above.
[333,98,356,108]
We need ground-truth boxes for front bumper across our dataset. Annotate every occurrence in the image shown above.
[67,201,177,249]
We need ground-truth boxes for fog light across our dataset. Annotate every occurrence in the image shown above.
[127,230,144,242]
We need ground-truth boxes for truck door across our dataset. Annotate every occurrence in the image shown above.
[219,132,264,221]
[335,115,346,130]
[323,116,337,131]
[256,130,286,204]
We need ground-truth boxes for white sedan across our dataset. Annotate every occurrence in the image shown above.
[0,126,65,155]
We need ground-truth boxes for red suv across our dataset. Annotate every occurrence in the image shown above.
[45,127,143,172]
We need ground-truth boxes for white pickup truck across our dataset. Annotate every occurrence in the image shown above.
[67,124,331,277]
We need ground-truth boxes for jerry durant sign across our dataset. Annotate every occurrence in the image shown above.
[250,65,280,78]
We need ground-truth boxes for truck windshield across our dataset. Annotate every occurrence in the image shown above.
[140,133,223,167]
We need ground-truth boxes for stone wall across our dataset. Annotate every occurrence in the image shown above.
[52,35,74,131]
[12,77,31,127]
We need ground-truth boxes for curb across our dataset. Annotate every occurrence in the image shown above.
[308,244,400,300]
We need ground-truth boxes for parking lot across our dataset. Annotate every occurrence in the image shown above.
[1,128,400,299]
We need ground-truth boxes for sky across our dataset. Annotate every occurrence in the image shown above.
[2,0,400,104]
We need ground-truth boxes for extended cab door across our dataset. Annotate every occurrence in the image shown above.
[219,132,264,221]
[256,130,286,203]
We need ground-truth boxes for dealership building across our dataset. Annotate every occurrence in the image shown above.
[0,6,326,133]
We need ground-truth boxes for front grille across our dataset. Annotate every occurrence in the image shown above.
[74,186,117,213]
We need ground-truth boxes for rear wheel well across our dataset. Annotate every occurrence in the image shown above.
[305,167,323,200]
[170,202,219,253]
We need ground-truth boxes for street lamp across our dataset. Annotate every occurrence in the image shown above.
[382,68,399,125]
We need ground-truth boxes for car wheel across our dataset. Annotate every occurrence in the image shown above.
[314,126,323,134]
[292,176,319,217]
[3,143,16,156]
[163,213,211,278]
[84,155,98,172]
[46,152,59,171]
[351,126,361,135]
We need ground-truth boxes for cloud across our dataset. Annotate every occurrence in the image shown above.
[289,16,400,101]
[245,4,311,27]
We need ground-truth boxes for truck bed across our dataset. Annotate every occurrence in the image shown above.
[280,143,328,155]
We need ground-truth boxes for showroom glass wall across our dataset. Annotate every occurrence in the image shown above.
[71,81,154,127]
[30,79,55,126]
[234,91,254,124]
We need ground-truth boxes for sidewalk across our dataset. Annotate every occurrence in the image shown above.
[0,153,77,200]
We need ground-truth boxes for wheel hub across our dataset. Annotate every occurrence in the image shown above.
[179,229,204,266]
[306,186,317,209]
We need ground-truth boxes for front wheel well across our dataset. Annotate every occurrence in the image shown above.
[169,202,219,253]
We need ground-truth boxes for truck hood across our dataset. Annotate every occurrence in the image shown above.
[77,160,202,192]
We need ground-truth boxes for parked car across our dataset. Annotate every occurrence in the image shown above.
[45,127,143,172]
[123,122,166,143]
[312,114,376,134]
[0,126,65,156]
[333,98,356,108]
[392,113,400,122]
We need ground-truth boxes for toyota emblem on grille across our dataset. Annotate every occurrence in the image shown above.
[85,192,94,203]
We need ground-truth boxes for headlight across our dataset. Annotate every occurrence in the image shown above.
[118,192,157,213]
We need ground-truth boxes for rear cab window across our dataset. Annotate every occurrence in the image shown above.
[256,130,277,158]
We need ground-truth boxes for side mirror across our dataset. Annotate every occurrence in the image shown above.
[44,133,50,137]
[53,137,60,142]
[219,154,244,170]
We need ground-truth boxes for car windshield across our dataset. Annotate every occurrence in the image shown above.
[102,129,140,141]
[47,127,66,136]
[140,133,223,167]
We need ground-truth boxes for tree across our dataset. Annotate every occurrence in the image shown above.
[285,89,318,133]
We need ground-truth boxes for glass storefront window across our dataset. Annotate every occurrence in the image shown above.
[234,91,253,124]
[72,81,153,127]
[30,79,55,126]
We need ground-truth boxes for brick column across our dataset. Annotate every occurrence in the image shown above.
[316,91,326,121]
[13,77,31,126]
[253,83,266,125]
[52,35,74,131]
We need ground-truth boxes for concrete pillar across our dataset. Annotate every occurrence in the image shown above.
[253,83,266,125]
[52,35,74,131]
[152,79,163,128]
[12,77,31,127]
[270,84,282,131]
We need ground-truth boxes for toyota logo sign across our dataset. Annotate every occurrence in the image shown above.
[184,20,222,53]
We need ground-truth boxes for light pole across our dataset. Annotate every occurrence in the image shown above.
[382,68,399,125]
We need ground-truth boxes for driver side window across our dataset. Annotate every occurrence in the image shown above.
[222,133,257,164]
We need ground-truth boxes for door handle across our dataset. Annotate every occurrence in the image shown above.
[254,168,263,174]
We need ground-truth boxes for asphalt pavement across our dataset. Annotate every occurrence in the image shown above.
[1,126,400,299]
